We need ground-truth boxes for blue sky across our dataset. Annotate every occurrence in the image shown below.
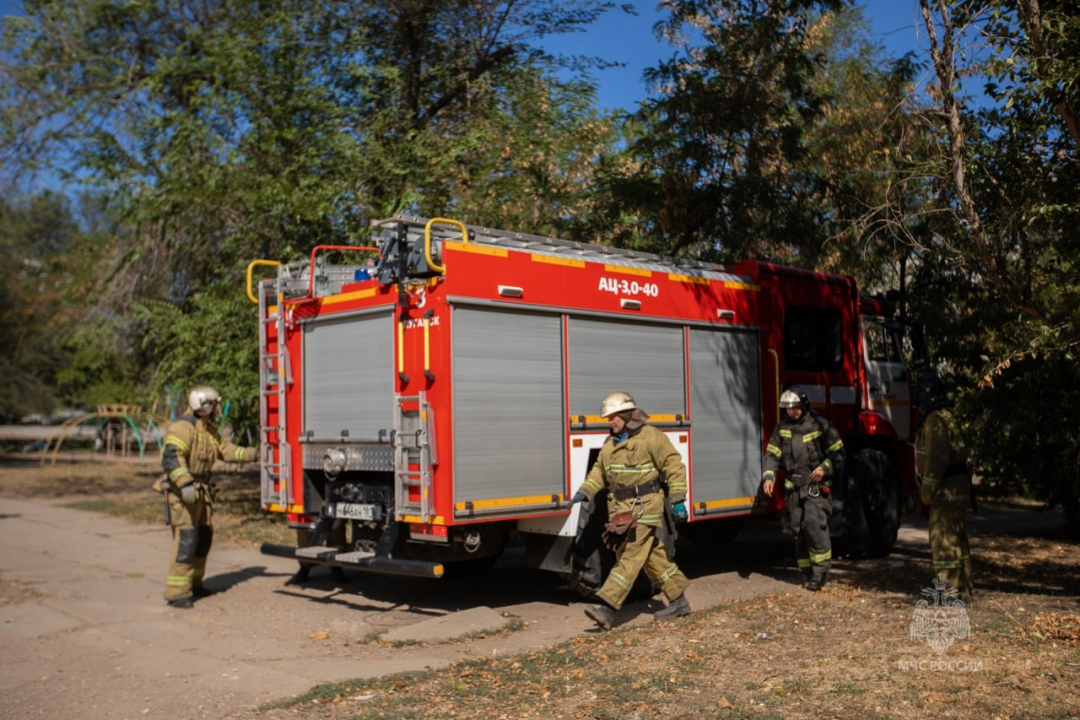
[545,1,929,111]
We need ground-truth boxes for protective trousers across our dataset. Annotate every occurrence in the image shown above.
[929,504,972,601]
[788,494,832,583]
[164,490,213,601]
[596,523,689,611]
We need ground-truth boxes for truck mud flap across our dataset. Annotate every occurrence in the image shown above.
[260,543,444,578]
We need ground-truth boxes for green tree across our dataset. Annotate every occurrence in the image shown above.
[592,0,929,289]
[133,288,260,439]
[1,1,621,421]
[605,0,850,260]
[0,191,72,417]
[914,0,1080,518]
[0,190,145,418]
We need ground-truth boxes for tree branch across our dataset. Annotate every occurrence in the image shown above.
[919,0,1052,325]
[1016,0,1080,148]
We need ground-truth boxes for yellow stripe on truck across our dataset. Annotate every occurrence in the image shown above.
[455,494,564,512]
[604,264,652,277]
[321,288,377,306]
[533,254,585,268]
[697,497,755,510]
[445,240,507,257]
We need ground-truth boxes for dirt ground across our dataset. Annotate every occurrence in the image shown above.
[1,452,1077,719]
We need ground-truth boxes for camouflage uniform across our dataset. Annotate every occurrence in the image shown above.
[762,411,845,588]
[579,422,689,610]
[916,408,973,601]
[157,413,255,602]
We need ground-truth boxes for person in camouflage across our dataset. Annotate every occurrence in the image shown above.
[572,392,691,630]
[761,386,845,591]
[915,373,973,601]
[156,386,256,609]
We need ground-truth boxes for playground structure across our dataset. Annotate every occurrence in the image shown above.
[39,404,168,466]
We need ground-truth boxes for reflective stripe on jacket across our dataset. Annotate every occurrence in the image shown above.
[762,411,845,484]
[580,424,687,526]
[162,412,256,488]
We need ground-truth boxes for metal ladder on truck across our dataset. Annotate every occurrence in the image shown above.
[257,277,292,510]
[393,391,437,522]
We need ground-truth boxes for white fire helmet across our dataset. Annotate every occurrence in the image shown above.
[188,386,221,417]
[779,387,806,409]
[600,391,637,418]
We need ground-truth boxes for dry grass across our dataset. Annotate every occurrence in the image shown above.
[266,510,1080,719]
[0,452,295,547]
[266,581,1079,719]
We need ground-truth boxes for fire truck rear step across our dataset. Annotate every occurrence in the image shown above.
[260,543,443,578]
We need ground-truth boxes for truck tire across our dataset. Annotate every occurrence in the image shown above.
[845,448,900,558]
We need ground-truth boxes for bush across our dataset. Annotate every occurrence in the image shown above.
[960,355,1080,524]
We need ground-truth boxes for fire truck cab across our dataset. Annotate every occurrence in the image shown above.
[252,216,915,588]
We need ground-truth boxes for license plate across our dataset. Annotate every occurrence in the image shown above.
[334,502,377,520]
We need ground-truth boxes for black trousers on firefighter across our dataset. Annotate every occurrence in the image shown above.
[164,488,213,601]
[787,491,832,584]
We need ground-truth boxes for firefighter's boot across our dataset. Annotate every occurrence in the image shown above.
[805,570,828,592]
[655,594,691,620]
[167,596,194,609]
[585,603,616,630]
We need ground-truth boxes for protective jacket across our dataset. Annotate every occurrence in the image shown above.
[580,424,687,527]
[157,410,255,604]
[159,413,256,490]
[762,410,845,492]
[916,409,970,507]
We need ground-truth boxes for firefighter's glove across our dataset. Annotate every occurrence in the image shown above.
[180,484,198,504]
[570,492,588,505]
[672,501,688,523]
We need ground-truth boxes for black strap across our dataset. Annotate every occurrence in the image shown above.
[612,478,662,501]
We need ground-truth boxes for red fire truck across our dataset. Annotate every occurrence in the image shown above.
[250,215,916,589]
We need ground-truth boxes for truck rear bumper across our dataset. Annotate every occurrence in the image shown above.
[260,543,444,578]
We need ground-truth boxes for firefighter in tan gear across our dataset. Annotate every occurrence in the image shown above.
[572,392,691,630]
[915,372,973,601]
[156,386,256,608]
[761,386,845,591]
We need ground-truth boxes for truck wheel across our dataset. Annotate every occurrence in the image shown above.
[846,448,900,558]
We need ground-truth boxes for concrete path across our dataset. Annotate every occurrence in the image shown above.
[0,496,808,718]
